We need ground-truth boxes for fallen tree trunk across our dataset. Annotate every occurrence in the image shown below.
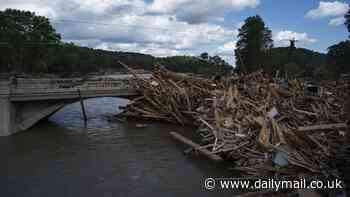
[170,132,223,162]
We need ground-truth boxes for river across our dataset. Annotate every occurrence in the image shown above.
[2,97,233,197]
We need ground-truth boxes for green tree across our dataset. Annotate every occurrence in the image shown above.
[0,9,61,73]
[235,15,273,73]
[327,40,350,77]
[200,52,209,60]
[345,8,350,35]
[0,9,232,76]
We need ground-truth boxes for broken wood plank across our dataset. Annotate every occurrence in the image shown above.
[170,132,223,162]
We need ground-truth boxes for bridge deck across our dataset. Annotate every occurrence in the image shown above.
[0,74,149,101]
[10,88,139,101]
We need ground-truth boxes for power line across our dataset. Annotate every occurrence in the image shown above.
[1,13,172,31]
[1,13,230,35]
[50,19,229,37]
[0,13,236,57]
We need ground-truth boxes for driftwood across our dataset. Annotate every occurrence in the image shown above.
[119,63,349,179]
[170,132,223,162]
[118,64,217,125]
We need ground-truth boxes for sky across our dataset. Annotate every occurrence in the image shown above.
[0,0,349,65]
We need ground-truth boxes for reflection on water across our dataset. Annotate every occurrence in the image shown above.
[1,97,232,197]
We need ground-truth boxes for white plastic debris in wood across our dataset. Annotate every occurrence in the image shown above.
[273,151,289,167]
[268,107,279,119]
[235,133,246,138]
[223,117,234,128]
[150,81,159,86]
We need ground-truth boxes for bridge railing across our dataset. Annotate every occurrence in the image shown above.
[0,81,10,96]
[1,74,152,96]
[14,78,83,90]
[7,78,134,95]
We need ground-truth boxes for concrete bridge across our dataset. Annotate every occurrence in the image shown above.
[0,74,148,136]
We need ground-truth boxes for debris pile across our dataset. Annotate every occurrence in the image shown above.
[195,71,347,177]
[119,65,218,125]
[120,65,348,177]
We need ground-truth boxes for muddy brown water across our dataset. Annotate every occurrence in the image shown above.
[1,97,234,197]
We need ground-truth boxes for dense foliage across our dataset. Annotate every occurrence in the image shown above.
[158,55,232,76]
[234,12,350,79]
[0,9,61,73]
[346,8,350,36]
[327,41,350,77]
[235,15,273,72]
[265,47,327,78]
[325,8,350,78]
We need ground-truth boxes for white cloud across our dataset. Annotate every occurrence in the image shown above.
[236,21,245,29]
[53,8,236,61]
[217,41,236,56]
[0,1,56,18]
[306,1,349,19]
[147,0,260,24]
[96,42,183,57]
[274,30,317,47]
[329,16,346,26]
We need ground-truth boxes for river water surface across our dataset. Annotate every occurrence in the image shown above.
[2,98,233,197]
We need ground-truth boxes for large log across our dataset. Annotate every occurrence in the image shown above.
[170,132,223,162]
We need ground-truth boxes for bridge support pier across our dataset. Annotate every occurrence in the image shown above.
[0,97,16,136]
[0,98,66,136]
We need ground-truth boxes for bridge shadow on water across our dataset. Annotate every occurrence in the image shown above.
[2,97,234,197]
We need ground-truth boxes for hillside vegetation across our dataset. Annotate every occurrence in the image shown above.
[264,47,327,78]
[1,9,349,79]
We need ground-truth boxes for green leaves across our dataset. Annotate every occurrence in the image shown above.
[235,15,273,73]
[345,8,350,36]
[327,40,350,77]
[0,9,61,72]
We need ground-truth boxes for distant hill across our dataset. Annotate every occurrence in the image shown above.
[157,55,232,76]
[2,42,232,77]
[264,47,327,78]
[2,42,327,79]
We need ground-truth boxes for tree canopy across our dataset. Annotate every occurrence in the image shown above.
[325,7,350,78]
[200,52,209,60]
[345,8,350,35]
[235,15,273,73]
[327,40,350,77]
[0,9,61,72]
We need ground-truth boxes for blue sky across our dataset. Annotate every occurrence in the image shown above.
[0,0,349,65]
